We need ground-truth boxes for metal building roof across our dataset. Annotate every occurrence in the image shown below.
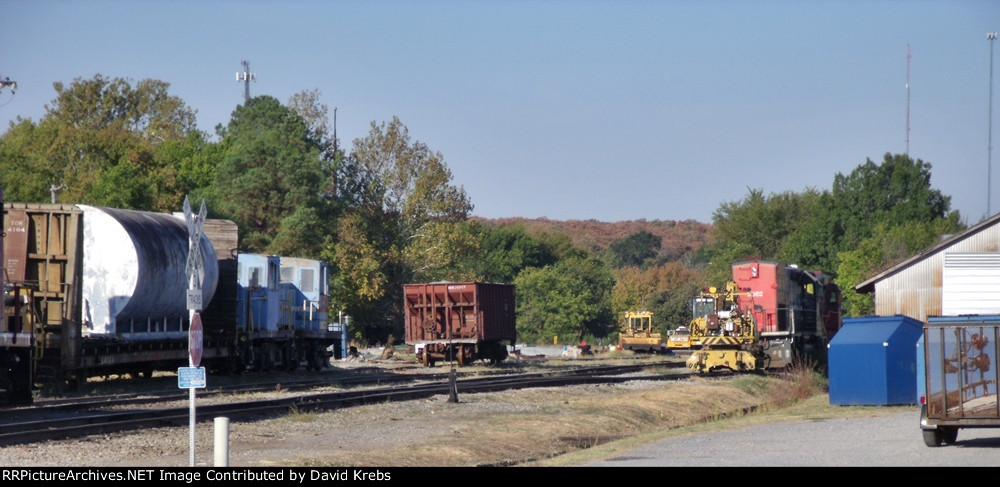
[855,211,1000,294]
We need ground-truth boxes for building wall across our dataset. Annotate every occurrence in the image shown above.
[871,224,1000,322]
[942,253,1000,315]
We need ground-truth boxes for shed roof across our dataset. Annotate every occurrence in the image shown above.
[829,316,922,345]
[854,211,1000,294]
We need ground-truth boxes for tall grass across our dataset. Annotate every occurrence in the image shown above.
[766,356,827,408]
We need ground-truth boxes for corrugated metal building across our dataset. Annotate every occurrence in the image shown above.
[855,212,1000,323]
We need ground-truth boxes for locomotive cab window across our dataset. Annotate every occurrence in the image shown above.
[300,269,315,293]
[248,267,262,288]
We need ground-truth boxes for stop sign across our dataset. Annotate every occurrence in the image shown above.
[189,312,203,367]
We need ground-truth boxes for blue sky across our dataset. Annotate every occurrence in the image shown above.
[1,0,998,225]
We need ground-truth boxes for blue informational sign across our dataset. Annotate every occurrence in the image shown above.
[178,366,207,388]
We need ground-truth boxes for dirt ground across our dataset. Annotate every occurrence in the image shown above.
[2,372,789,467]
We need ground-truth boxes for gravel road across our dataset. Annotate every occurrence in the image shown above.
[587,407,1000,467]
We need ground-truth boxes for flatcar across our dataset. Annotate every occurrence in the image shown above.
[0,194,346,404]
[403,282,516,366]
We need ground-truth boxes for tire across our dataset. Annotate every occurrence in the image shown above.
[922,428,943,447]
[942,426,959,445]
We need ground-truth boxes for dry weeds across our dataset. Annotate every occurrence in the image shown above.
[277,374,805,467]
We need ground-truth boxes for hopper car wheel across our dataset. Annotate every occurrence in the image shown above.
[922,428,943,447]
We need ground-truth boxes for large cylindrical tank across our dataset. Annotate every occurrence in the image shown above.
[79,205,218,337]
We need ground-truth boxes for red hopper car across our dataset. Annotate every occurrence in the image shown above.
[403,282,516,366]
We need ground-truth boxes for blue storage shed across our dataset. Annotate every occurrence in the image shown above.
[828,315,924,406]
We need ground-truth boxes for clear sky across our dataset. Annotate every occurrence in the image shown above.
[1,0,998,225]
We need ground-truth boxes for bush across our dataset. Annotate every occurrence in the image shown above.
[767,356,826,408]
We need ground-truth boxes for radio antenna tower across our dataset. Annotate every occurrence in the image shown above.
[906,44,911,156]
[236,60,256,102]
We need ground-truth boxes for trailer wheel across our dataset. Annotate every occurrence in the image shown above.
[922,428,943,447]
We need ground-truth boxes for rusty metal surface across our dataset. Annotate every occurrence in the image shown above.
[403,282,516,344]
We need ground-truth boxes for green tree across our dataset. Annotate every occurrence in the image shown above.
[152,131,229,212]
[330,117,473,343]
[610,262,703,334]
[0,75,200,210]
[215,95,328,254]
[462,223,566,284]
[0,119,57,202]
[514,257,615,345]
[836,216,964,316]
[705,188,821,283]
[605,230,662,269]
[785,153,960,273]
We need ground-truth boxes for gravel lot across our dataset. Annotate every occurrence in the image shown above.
[586,408,1000,467]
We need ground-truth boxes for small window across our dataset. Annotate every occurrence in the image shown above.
[280,266,294,283]
[301,269,315,293]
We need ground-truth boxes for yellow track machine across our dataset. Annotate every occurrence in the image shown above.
[618,311,667,353]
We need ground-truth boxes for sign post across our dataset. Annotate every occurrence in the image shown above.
[182,196,207,467]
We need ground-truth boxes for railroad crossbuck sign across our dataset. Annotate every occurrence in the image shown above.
[183,196,207,311]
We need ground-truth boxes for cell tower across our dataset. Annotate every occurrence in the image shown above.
[0,76,16,93]
[236,60,256,102]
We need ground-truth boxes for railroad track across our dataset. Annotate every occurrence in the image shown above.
[0,361,693,446]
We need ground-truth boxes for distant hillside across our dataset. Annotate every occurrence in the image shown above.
[478,217,714,262]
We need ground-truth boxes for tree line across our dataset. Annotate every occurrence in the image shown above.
[0,75,966,346]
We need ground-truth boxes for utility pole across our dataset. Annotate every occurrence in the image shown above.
[905,44,911,157]
[989,33,997,217]
[236,60,256,102]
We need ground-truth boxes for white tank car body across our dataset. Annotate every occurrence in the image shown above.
[79,205,218,338]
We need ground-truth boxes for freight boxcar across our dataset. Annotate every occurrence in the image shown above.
[920,315,1000,446]
[403,282,516,366]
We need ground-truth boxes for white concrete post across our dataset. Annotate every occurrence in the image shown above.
[214,417,230,467]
